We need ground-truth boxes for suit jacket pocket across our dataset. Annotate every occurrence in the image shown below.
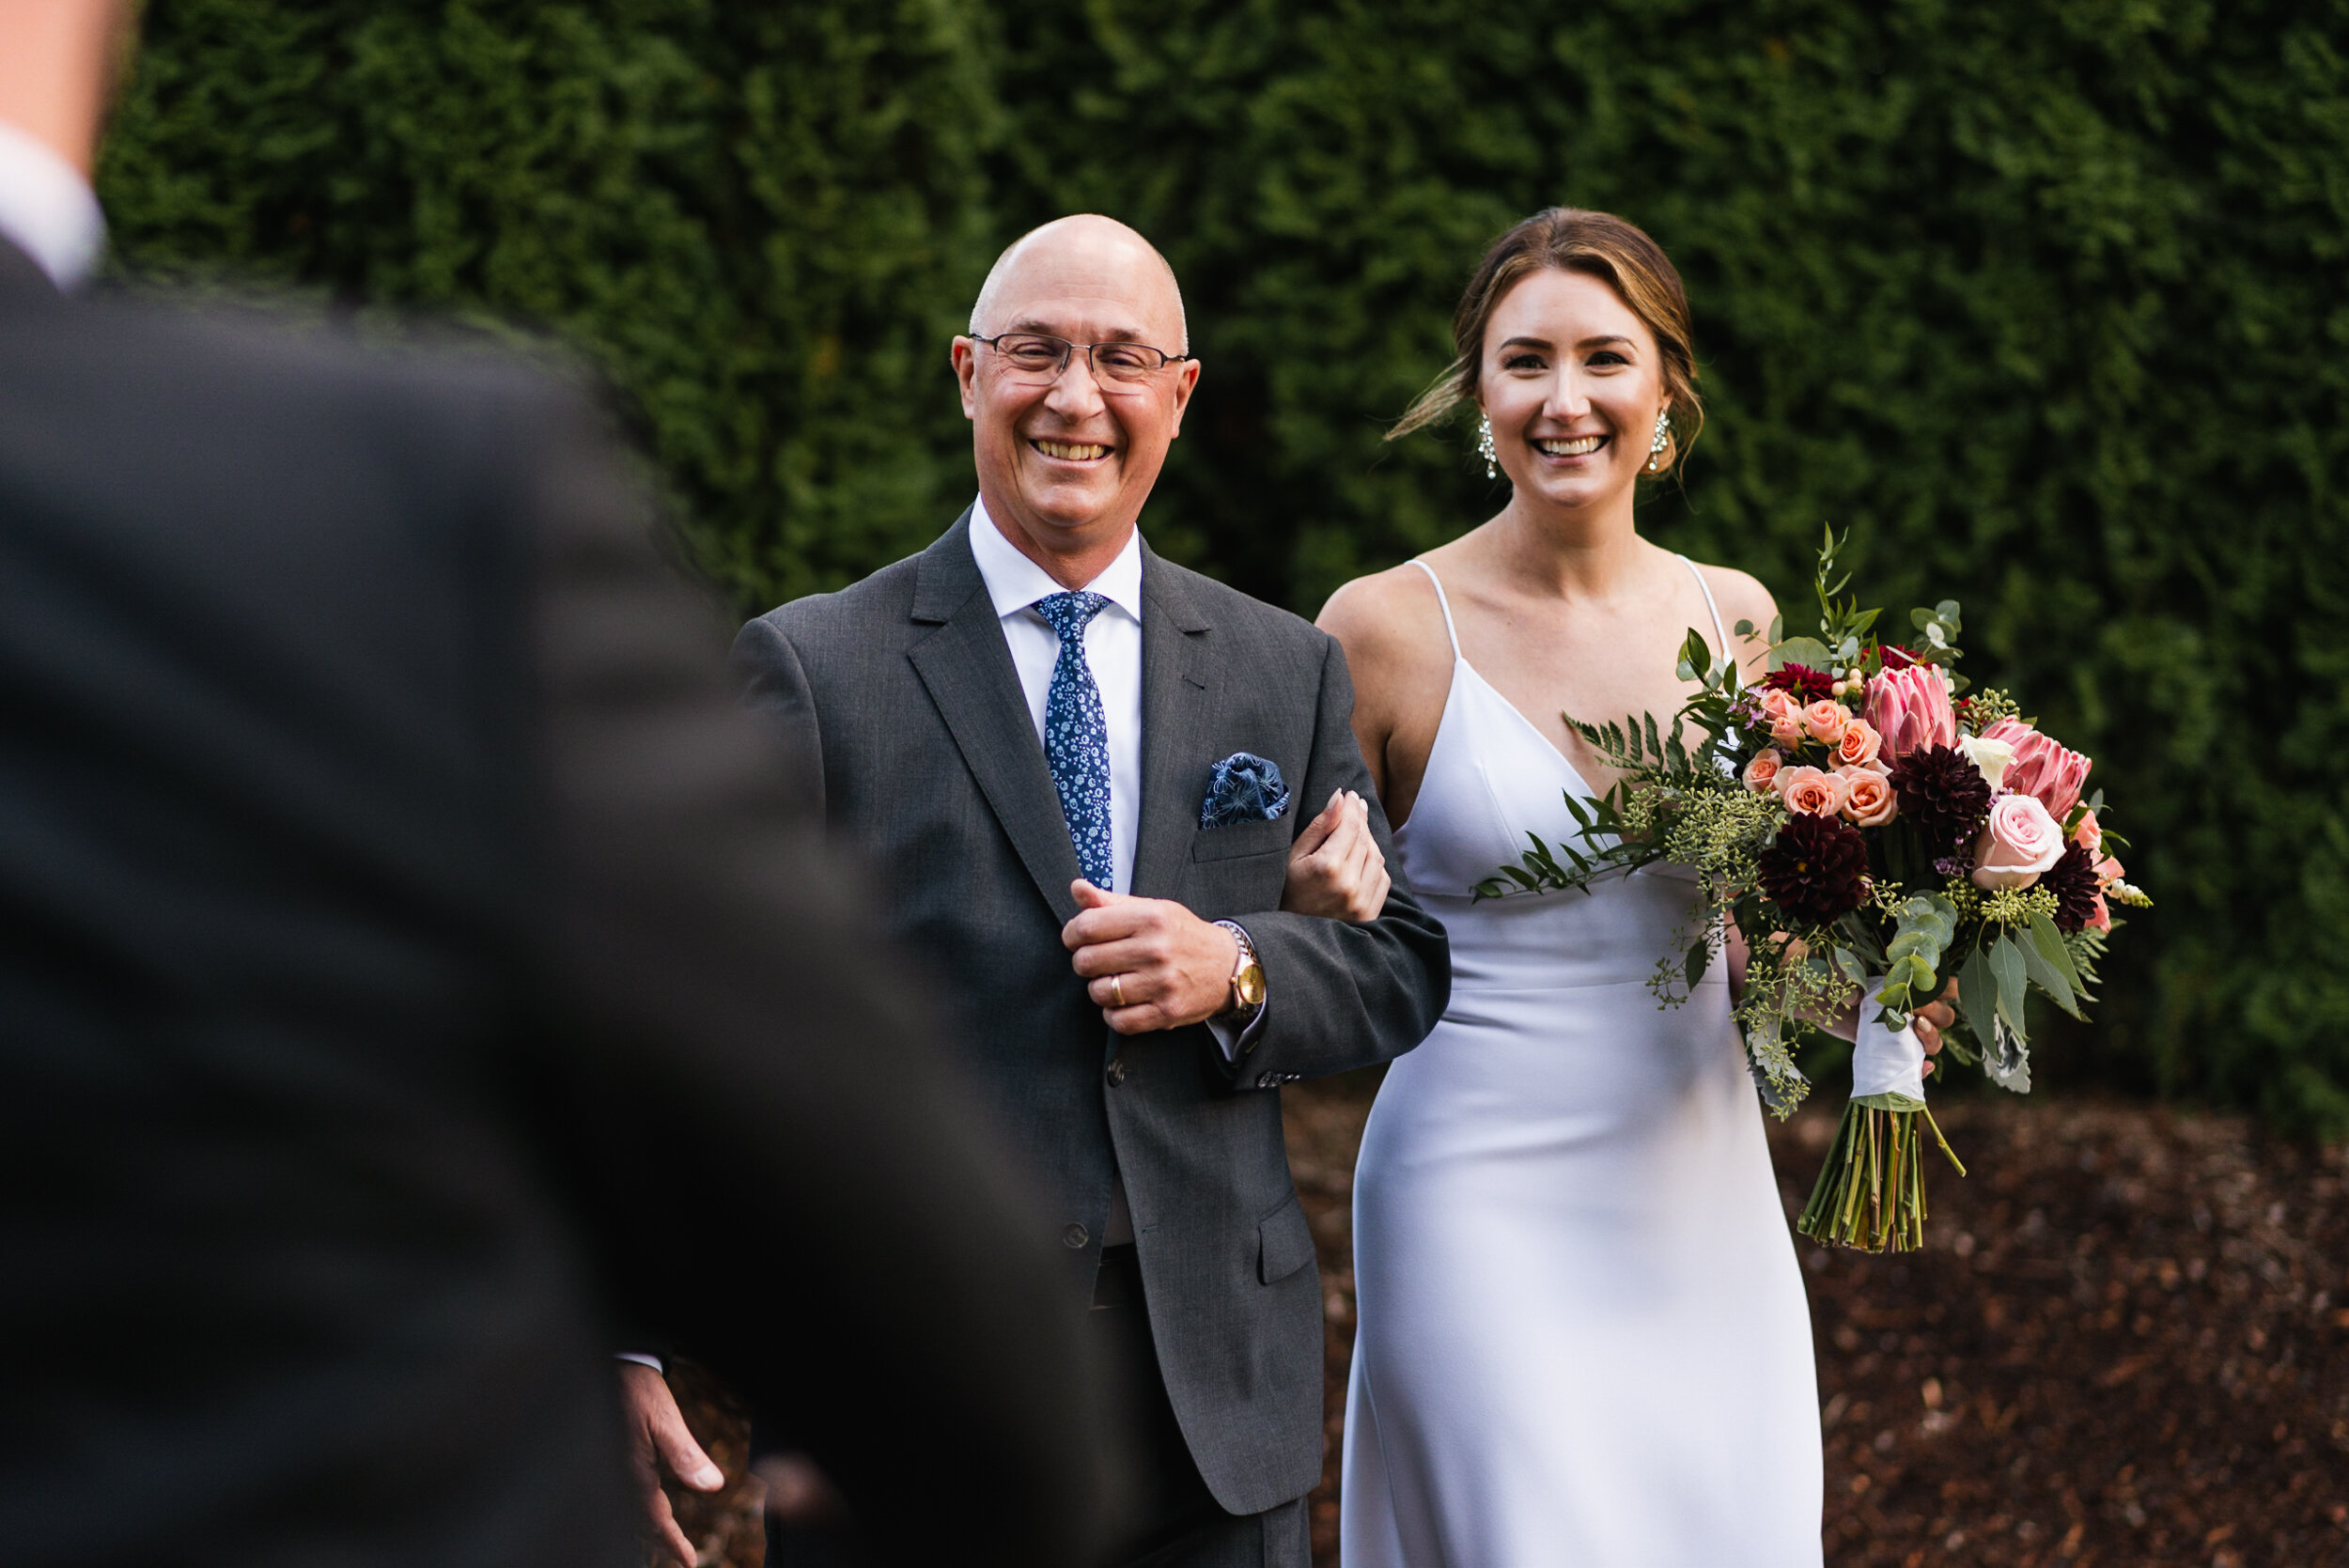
[1256,1192,1316,1284]
[1191,815,1294,863]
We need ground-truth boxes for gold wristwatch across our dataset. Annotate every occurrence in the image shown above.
[1212,920,1266,1018]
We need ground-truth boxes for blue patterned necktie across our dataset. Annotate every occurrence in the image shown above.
[1032,591,1115,891]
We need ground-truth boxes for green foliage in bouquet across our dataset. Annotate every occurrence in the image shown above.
[1478,532,2148,1250]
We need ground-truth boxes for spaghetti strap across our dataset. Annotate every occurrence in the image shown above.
[1676,554,1730,660]
[1409,558,1463,660]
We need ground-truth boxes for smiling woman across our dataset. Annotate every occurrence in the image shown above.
[1316,207,1825,1567]
[1389,207,1704,478]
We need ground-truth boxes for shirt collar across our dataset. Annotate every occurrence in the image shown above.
[0,121,104,291]
[969,496,1144,624]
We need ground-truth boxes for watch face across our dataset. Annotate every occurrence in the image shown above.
[1233,963,1267,1010]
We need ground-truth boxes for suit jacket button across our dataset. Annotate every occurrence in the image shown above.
[1106,1059,1128,1087]
[1063,1222,1089,1250]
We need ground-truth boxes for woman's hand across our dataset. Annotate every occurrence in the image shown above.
[1279,790,1392,922]
[1913,981,1958,1076]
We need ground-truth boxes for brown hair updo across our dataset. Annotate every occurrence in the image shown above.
[1390,207,1703,476]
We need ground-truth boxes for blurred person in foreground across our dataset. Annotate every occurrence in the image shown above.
[622,215,1451,1568]
[0,4,1109,1565]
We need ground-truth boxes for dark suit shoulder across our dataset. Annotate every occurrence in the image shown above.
[1148,555,1335,660]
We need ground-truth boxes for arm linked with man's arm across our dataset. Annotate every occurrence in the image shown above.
[1218,634,1450,1086]
[516,390,1108,1568]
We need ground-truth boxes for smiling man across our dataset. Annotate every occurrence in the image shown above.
[622,215,1449,1566]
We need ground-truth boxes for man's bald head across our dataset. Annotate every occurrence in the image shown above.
[950,213,1202,588]
[969,215,1187,353]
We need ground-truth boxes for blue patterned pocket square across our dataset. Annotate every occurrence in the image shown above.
[1200,752,1291,829]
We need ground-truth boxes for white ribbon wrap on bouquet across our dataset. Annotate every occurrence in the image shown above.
[1850,976,1928,1103]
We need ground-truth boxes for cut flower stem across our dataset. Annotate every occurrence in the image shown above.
[1797,1094,1966,1253]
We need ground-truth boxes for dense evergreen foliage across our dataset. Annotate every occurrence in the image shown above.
[96,0,2349,1128]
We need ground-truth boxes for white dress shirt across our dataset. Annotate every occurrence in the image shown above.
[969,496,1145,893]
[0,120,104,289]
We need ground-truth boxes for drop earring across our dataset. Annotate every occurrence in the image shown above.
[1477,413,1499,480]
[1646,409,1672,473]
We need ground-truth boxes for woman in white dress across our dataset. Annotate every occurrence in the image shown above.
[1319,209,1832,1565]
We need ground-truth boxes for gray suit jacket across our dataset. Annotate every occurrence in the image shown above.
[732,511,1448,1513]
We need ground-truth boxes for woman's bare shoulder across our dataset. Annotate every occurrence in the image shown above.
[1684,559,1779,633]
[1317,561,1453,667]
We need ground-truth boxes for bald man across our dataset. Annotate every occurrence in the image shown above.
[637,218,1450,1565]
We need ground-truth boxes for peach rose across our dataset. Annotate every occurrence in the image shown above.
[1757,689,1805,747]
[1775,765,1848,818]
[1983,717,2092,821]
[1833,717,1883,769]
[1863,663,1956,761]
[1838,767,1897,828]
[1744,748,1786,794]
[1969,793,2067,890]
[2095,851,2124,887]
[2087,893,2112,933]
[1802,699,1853,745]
[2072,809,2102,854]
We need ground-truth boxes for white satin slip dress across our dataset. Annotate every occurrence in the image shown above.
[1340,557,1823,1568]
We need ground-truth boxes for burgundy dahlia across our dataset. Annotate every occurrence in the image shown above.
[1889,743,1993,851]
[1762,663,1836,702]
[1757,814,1873,927]
[2042,842,2102,934]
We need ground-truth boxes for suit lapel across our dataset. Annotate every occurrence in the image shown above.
[1130,544,1216,900]
[905,515,1087,925]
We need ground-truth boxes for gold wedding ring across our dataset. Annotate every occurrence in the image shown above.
[1111,974,1127,1009]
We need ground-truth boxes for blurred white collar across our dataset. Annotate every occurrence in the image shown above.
[0,120,104,290]
[969,496,1143,624]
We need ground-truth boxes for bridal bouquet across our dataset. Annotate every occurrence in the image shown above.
[1476,531,2146,1251]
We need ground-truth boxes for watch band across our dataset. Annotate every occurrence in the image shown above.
[1212,919,1265,1019]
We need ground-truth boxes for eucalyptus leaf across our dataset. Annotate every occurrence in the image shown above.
[2014,918,2083,1019]
[2026,911,2086,993]
[1988,934,2030,1041]
[1684,939,1710,990]
[1770,635,1834,673]
[1957,945,1997,1040]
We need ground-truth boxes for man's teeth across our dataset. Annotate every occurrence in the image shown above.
[1534,435,1605,458]
[1034,440,1112,461]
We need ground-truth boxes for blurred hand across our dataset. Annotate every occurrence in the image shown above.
[1279,789,1391,922]
[1913,980,1960,1076]
[617,1361,724,1568]
[1065,880,1241,1033]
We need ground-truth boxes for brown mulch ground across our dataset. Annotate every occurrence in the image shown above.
[1284,1071,2349,1568]
[671,1076,2349,1567]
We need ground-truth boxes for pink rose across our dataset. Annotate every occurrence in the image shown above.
[1776,765,1848,818]
[1757,689,1805,747]
[1802,700,1853,745]
[1744,748,1785,794]
[1837,767,1897,828]
[1833,717,1883,769]
[1969,793,2067,889]
[1983,718,2091,821]
[2087,893,2111,933]
[1863,663,1956,761]
[2072,809,2102,854]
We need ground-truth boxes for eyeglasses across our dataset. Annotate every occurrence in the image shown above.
[968,332,1194,387]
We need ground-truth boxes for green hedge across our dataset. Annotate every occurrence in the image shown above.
[98,0,2349,1130]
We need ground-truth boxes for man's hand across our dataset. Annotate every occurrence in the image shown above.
[1279,789,1391,922]
[1065,880,1241,1033]
[618,1361,724,1568]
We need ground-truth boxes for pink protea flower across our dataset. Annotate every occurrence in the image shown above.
[1863,663,1956,762]
[1982,718,2092,821]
